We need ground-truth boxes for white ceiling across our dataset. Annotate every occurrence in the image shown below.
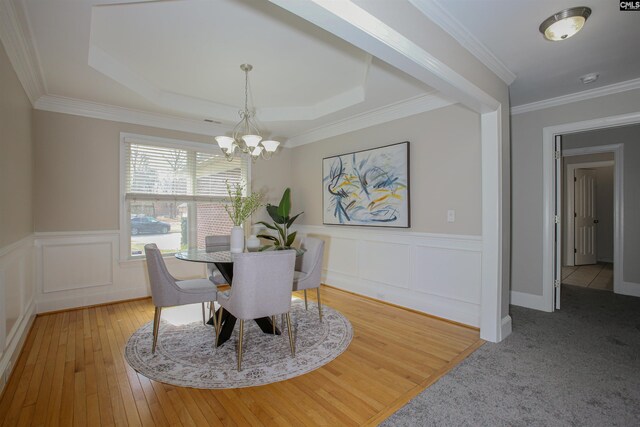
[435,0,640,106]
[17,0,436,143]
[7,0,640,144]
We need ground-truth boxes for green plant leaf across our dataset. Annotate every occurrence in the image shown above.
[266,205,286,224]
[276,188,291,219]
[257,234,278,242]
[286,212,303,228]
[256,221,277,230]
[286,231,297,247]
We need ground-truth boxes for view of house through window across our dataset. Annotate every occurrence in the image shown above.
[123,137,247,257]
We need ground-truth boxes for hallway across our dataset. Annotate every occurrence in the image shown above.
[562,262,613,291]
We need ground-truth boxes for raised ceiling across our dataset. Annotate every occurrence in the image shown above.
[17,0,439,143]
[10,0,638,142]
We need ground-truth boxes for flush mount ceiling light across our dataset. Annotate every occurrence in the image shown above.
[539,7,592,41]
[215,64,280,162]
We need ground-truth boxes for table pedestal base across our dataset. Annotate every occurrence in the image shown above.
[207,310,281,346]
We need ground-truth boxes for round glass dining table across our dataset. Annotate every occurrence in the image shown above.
[174,248,280,346]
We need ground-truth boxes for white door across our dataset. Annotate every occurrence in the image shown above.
[574,169,597,265]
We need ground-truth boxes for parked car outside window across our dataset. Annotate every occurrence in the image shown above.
[130,216,171,235]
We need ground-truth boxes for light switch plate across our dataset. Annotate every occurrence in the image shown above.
[447,210,455,222]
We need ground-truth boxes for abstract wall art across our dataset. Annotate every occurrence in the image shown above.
[322,142,410,227]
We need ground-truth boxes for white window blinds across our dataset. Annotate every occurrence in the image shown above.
[124,141,248,202]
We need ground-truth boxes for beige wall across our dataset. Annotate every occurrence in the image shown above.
[352,0,512,318]
[33,110,291,232]
[511,89,640,296]
[290,104,482,235]
[594,166,614,262]
[251,147,292,225]
[0,41,33,248]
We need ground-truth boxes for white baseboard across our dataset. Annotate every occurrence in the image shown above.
[0,298,35,395]
[36,286,150,314]
[617,281,640,298]
[501,315,512,340]
[0,235,36,395]
[510,290,551,312]
[597,257,613,263]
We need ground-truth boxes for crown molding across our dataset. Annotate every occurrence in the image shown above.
[34,93,454,148]
[0,0,46,104]
[408,0,516,86]
[511,78,640,115]
[34,95,230,137]
[285,92,454,147]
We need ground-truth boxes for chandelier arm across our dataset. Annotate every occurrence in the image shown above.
[213,63,279,161]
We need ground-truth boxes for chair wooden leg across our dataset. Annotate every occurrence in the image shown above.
[215,307,224,348]
[272,315,276,335]
[202,302,206,325]
[237,319,244,371]
[303,289,308,310]
[152,307,162,353]
[316,287,323,322]
[285,312,295,357]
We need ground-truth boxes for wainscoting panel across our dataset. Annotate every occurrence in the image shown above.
[411,245,481,304]
[325,237,359,277]
[0,235,36,394]
[297,225,482,327]
[359,240,411,289]
[35,231,206,313]
[42,241,113,293]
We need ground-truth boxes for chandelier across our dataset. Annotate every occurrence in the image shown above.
[215,64,280,162]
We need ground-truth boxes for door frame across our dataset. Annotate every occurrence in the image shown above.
[564,159,614,267]
[543,111,640,311]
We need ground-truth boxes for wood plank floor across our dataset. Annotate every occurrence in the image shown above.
[0,286,482,426]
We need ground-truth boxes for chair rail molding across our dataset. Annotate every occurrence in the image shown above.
[295,225,482,327]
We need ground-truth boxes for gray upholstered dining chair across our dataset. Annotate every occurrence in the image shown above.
[205,235,231,286]
[293,237,325,321]
[144,243,219,353]
[216,250,296,371]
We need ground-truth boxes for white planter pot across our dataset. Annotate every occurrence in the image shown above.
[230,226,244,253]
[246,235,260,252]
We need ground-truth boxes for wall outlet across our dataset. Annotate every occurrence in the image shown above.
[447,210,456,223]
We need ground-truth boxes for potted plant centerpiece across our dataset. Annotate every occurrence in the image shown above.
[257,188,303,250]
[223,181,264,253]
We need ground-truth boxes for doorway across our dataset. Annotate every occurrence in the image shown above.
[544,113,640,312]
[561,154,614,291]
[553,142,623,309]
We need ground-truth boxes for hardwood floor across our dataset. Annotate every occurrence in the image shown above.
[0,286,482,426]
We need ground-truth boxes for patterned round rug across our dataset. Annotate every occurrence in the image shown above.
[125,300,353,388]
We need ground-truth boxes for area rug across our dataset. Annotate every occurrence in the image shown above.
[125,300,353,389]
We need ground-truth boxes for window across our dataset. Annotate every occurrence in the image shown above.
[121,134,249,258]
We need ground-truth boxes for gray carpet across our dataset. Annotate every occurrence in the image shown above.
[383,285,640,426]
